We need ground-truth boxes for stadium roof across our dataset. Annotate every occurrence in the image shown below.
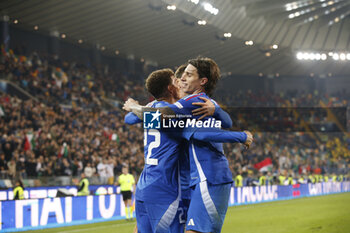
[1,0,350,76]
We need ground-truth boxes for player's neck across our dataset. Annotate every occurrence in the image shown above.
[191,88,205,95]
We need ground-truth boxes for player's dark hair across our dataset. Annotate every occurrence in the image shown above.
[145,68,174,99]
[175,64,186,79]
[187,57,220,97]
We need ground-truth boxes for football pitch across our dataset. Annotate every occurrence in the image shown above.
[28,192,350,233]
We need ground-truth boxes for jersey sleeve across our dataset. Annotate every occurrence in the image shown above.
[124,112,142,125]
[168,97,197,116]
[190,127,247,143]
[212,100,232,128]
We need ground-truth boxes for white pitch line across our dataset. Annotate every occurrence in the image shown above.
[58,222,135,233]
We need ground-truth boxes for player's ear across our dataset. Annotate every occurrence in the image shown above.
[200,77,208,86]
[168,84,174,94]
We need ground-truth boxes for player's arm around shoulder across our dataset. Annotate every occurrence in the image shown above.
[123,98,175,119]
[191,96,233,128]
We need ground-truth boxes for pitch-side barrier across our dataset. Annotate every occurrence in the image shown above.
[0,182,349,232]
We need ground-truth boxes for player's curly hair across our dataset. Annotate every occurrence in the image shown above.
[187,57,220,97]
[145,68,174,99]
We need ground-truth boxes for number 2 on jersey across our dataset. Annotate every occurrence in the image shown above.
[144,129,160,165]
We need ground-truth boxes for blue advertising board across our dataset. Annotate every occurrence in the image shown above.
[0,185,116,201]
[0,182,349,232]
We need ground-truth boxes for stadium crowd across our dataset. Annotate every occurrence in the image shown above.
[0,49,349,186]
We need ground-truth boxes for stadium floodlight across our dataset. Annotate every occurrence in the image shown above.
[315,53,321,60]
[285,3,298,11]
[188,0,199,5]
[198,20,207,25]
[202,2,219,15]
[332,53,339,60]
[309,53,316,60]
[167,5,176,10]
[245,40,253,46]
[294,50,350,61]
[297,52,303,60]
[301,53,308,60]
[339,53,346,60]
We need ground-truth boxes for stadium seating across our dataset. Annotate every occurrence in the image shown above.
[0,49,349,188]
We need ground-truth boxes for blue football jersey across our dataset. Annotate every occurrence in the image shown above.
[168,93,233,186]
[178,140,191,201]
[136,101,183,204]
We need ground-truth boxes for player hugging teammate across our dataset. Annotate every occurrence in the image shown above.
[123,57,253,233]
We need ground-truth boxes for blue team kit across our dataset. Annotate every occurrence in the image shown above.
[125,93,247,233]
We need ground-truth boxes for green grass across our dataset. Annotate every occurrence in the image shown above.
[28,193,350,233]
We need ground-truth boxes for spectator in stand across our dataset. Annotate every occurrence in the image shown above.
[0,153,8,178]
[7,158,16,178]
[25,151,37,177]
[84,162,96,178]
[0,49,348,186]
[61,158,72,176]
[2,141,14,162]
[97,158,108,184]
[36,155,46,176]
[106,157,115,185]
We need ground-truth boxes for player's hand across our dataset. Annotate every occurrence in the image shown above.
[192,97,215,120]
[123,98,139,112]
[243,130,253,149]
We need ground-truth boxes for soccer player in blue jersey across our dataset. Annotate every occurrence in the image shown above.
[132,69,184,233]
[124,57,252,233]
[125,68,251,233]
[126,66,252,232]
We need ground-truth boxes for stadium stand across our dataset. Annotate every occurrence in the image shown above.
[0,49,348,189]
